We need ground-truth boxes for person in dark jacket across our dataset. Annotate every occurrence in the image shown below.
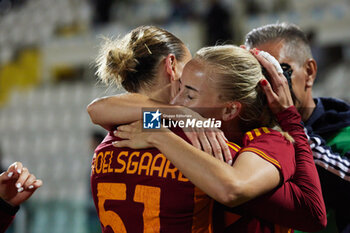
[245,22,350,233]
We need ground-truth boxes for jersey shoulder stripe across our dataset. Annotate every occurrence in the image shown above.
[226,141,241,152]
[240,147,281,169]
[245,127,272,141]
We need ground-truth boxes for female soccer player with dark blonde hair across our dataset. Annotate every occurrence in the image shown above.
[90,25,223,233]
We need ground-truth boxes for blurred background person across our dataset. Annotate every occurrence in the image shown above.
[168,0,193,23]
[204,0,233,46]
[90,0,114,26]
[0,0,349,232]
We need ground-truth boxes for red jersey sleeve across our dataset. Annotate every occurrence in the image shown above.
[225,107,327,232]
[276,106,327,230]
[240,127,296,183]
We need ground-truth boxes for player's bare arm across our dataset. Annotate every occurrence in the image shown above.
[113,123,280,207]
[87,93,231,162]
[87,93,199,130]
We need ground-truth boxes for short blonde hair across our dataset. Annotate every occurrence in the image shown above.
[195,45,293,142]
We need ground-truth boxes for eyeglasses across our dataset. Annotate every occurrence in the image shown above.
[280,63,293,78]
[261,63,293,89]
[280,63,293,89]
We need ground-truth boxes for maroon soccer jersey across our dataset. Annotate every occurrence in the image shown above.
[218,107,326,232]
[216,127,295,233]
[90,128,239,233]
[240,127,296,184]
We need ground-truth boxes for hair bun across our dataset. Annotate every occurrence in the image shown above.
[96,38,138,88]
[106,47,138,83]
[96,26,185,92]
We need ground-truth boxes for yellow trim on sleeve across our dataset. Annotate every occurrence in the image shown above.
[240,147,281,169]
[253,128,261,137]
[246,131,254,141]
[262,127,270,133]
[226,142,240,152]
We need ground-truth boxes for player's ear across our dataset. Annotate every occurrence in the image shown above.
[165,54,177,81]
[222,102,241,121]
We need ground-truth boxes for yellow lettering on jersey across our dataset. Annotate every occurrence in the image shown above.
[102,152,109,174]
[127,152,140,174]
[163,160,178,179]
[178,171,189,182]
[97,183,127,232]
[150,154,166,177]
[108,151,114,173]
[95,152,104,174]
[91,153,96,175]
[133,185,161,232]
[138,152,152,176]
[115,151,127,173]
[95,150,189,182]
